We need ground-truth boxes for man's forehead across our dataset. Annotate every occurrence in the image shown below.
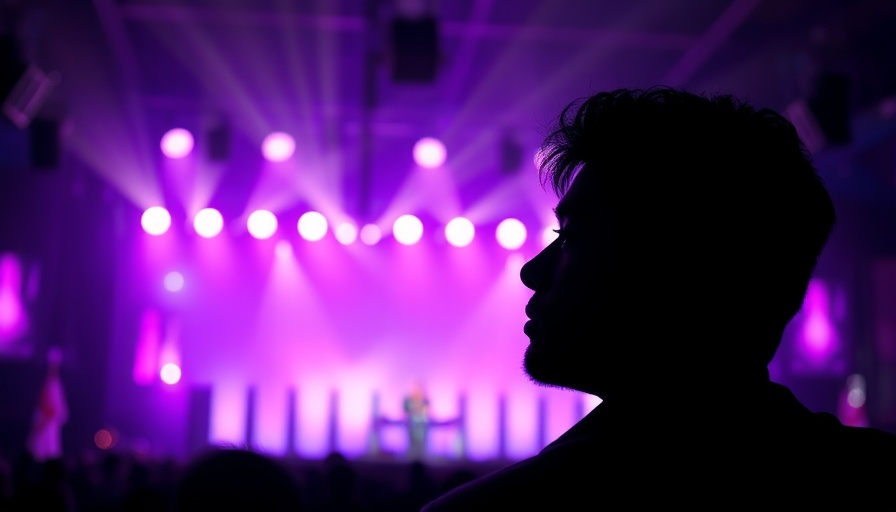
[553,171,598,221]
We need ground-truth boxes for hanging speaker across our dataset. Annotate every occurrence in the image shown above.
[207,124,230,162]
[389,17,440,83]
[808,72,852,146]
[29,117,59,171]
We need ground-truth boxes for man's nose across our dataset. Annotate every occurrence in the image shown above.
[520,244,555,291]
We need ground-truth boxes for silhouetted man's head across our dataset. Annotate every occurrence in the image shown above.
[520,87,835,399]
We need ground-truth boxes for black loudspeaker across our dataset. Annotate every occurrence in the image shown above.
[29,118,59,170]
[500,136,524,174]
[808,72,852,146]
[207,124,230,161]
[186,386,212,456]
[0,35,27,102]
[389,17,440,83]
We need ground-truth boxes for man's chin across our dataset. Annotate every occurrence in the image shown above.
[523,344,576,390]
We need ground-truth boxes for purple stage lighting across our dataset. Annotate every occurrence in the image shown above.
[247,210,278,240]
[297,211,328,241]
[141,206,172,236]
[193,208,224,238]
[496,218,527,250]
[541,226,558,247]
[262,132,295,162]
[393,214,424,245]
[335,222,358,245]
[164,271,185,292]
[275,240,293,259]
[445,216,475,247]
[160,363,182,385]
[359,224,382,245]
[160,128,194,158]
[413,137,446,168]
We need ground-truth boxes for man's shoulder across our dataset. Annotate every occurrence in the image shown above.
[421,451,593,512]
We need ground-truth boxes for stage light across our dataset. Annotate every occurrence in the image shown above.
[94,429,114,450]
[262,132,295,162]
[393,214,423,245]
[496,218,527,250]
[247,210,278,240]
[335,222,358,245]
[141,206,171,236]
[160,363,182,385]
[164,271,184,292]
[359,224,382,245]
[297,211,328,241]
[160,128,194,158]
[194,208,224,238]
[413,137,446,168]
[445,216,475,247]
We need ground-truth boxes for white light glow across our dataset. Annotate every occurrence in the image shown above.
[160,128,194,158]
[141,206,171,236]
[445,217,475,247]
[335,222,358,245]
[496,218,527,250]
[413,137,447,168]
[393,214,424,245]
[297,211,328,241]
[359,224,382,245]
[247,210,278,240]
[262,132,296,162]
[194,208,224,238]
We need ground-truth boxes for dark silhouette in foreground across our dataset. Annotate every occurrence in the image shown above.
[175,447,302,512]
[422,86,896,510]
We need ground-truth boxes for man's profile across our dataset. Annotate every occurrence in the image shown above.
[422,86,896,510]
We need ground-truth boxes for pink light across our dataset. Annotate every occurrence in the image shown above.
[799,278,838,365]
[275,240,293,259]
[94,429,115,450]
[252,388,288,455]
[335,222,358,245]
[141,207,171,236]
[393,214,424,245]
[0,253,27,343]
[297,211,328,241]
[193,208,224,238]
[445,217,475,247]
[163,271,184,292]
[262,132,295,162]
[133,309,161,386]
[247,210,278,240]
[496,218,527,250]
[160,128,194,158]
[541,226,558,247]
[413,137,447,168]
[359,224,382,245]
[160,363,181,385]
[210,383,247,445]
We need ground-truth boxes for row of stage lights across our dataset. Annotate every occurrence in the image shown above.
[140,206,554,250]
[161,128,449,168]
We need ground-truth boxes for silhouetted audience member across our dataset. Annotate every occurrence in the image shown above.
[422,86,896,510]
[320,451,362,511]
[9,456,72,511]
[175,447,302,512]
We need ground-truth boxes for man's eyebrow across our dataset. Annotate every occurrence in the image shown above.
[553,200,572,221]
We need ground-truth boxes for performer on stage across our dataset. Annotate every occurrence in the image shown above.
[27,346,67,462]
[403,380,430,460]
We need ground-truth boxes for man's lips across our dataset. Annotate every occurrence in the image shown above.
[524,319,537,337]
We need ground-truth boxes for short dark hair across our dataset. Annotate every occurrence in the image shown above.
[538,86,836,364]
